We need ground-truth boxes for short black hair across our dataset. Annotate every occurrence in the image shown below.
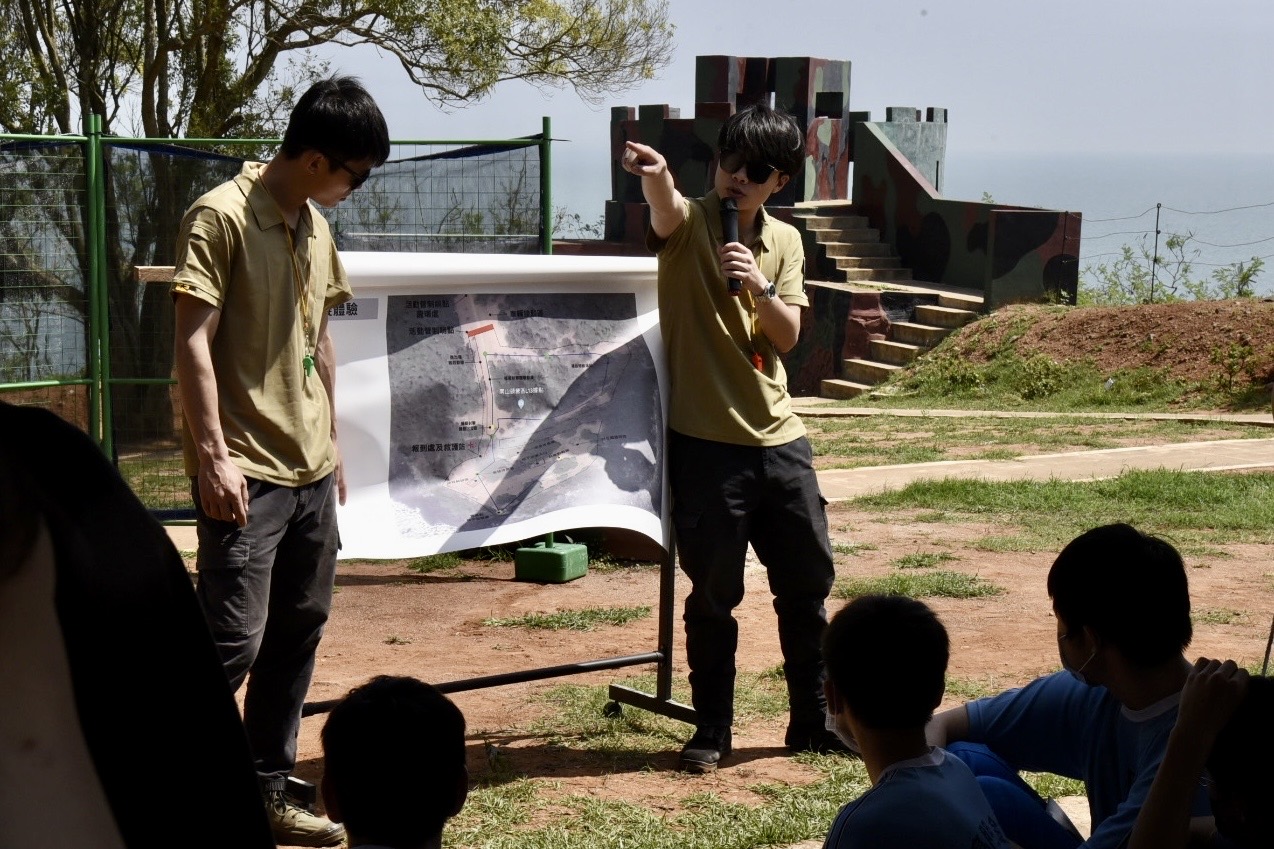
[280,75,390,167]
[1047,524,1192,667]
[322,676,466,847]
[717,103,804,177]
[822,594,949,729]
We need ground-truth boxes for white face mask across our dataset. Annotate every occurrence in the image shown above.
[1063,647,1098,685]
[824,710,862,754]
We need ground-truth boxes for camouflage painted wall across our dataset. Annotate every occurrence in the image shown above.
[876,107,948,193]
[852,122,1080,308]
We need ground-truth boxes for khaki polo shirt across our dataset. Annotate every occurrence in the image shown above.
[649,191,808,447]
[171,161,352,486]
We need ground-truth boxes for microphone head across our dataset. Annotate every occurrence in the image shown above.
[720,197,739,244]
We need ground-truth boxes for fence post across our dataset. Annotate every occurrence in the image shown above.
[540,116,552,255]
[83,113,105,446]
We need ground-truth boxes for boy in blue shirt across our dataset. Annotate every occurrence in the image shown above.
[822,594,1009,848]
[926,524,1209,849]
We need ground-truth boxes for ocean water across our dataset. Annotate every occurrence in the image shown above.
[942,151,1274,296]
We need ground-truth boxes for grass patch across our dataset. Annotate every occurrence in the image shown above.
[853,470,1274,549]
[972,534,1043,553]
[805,410,1270,470]
[448,741,871,849]
[1022,772,1087,800]
[945,676,1003,701]
[1194,608,1246,626]
[833,541,877,556]
[891,551,959,569]
[406,552,463,573]
[833,570,1004,600]
[914,511,952,523]
[483,606,652,631]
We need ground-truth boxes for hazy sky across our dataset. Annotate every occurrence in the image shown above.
[322,0,1272,212]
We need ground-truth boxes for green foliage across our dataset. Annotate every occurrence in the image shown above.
[483,605,651,631]
[1079,232,1266,305]
[2,0,676,137]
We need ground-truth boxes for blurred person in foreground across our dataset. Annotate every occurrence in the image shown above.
[321,676,469,849]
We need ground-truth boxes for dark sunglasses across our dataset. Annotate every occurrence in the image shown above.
[324,153,372,190]
[718,150,779,184]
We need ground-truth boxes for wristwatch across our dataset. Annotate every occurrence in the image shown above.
[757,281,777,303]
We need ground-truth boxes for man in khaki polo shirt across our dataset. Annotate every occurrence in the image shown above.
[172,76,387,846]
[623,103,843,773]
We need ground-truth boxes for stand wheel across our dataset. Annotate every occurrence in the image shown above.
[602,700,623,718]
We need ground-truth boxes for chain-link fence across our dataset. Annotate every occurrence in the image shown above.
[0,120,551,516]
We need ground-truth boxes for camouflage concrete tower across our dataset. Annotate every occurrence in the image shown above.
[606,55,855,243]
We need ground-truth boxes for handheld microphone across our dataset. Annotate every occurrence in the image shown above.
[720,197,741,296]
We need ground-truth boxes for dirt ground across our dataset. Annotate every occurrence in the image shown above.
[263,501,1274,845]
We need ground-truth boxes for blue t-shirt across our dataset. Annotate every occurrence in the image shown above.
[824,748,1010,849]
[966,671,1209,849]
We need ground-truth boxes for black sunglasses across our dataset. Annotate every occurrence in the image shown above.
[718,150,779,184]
[324,153,372,190]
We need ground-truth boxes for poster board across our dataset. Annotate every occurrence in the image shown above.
[331,252,666,560]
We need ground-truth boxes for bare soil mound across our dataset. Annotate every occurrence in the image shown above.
[944,298,1274,385]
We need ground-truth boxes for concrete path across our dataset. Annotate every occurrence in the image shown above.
[816,437,1274,501]
[789,402,1274,501]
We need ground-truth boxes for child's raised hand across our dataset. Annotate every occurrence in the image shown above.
[623,141,666,177]
[1177,657,1248,743]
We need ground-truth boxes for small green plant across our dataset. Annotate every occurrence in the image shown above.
[833,570,1004,600]
[483,606,652,631]
[891,551,959,570]
[1193,608,1245,626]
[407,552,462,573]
[833,541,877,556]
[383,634,412,645]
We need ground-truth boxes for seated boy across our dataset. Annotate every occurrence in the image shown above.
[1129,658,1271,849]
[822,594,1010,848]
[927,523,1209,849]
[321,676,469,849]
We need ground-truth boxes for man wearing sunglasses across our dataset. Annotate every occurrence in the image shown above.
[172,76,388,846]
[623,103,842,772]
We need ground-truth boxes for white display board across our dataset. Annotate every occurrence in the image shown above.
[331,252,666,560]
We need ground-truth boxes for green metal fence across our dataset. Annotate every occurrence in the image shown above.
[0,116,553,515]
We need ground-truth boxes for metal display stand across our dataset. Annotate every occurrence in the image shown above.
[302,537,694,723]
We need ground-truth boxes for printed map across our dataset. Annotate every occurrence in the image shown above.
[383,292,662,541]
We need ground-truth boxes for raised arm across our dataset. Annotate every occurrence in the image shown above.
[1127,658,1247,849]
[622,141,686,240]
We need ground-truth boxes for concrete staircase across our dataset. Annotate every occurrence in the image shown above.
[792,204,985,400]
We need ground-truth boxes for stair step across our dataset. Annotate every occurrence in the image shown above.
[800,214,871,230]
[870,339,924,366]
[819,378,872,400]
[821,249,901,267]
[843,358,902,385]
[914,304,978,329]
[891,321,953,348]
[837,266,914,282]
[813,240,894,257]
[938,291,985,311]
